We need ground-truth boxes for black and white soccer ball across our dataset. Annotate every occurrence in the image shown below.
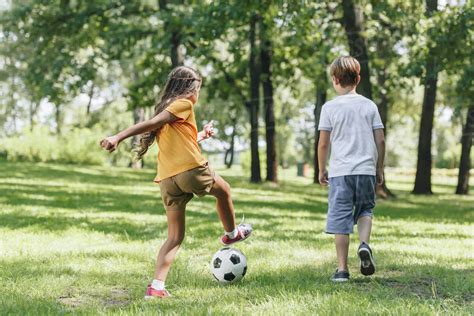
[210,247,247,283]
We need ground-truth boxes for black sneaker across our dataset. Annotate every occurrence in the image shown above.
[331,269,350,282]
[358,242,375,276]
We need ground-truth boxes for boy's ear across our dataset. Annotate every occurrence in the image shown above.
[332,76,339,85]
[356,75,361,85]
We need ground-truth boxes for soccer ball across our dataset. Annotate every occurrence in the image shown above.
[210,247,247,283]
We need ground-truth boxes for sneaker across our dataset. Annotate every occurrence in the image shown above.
[358,242,375,276]
[331,269,350,282]
[144,284,171,299]
[220,223,253,245]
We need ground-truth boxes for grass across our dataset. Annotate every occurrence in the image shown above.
[0,161,473,315]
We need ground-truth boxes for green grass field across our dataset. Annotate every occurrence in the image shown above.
[0,161,473,315]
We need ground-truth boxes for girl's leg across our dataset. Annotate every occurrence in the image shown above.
[154,209,186,281]
[208,175,236,232]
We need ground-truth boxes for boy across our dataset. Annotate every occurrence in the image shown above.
[318,56,385,282]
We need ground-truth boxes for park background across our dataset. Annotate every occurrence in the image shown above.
[0,0,473,315]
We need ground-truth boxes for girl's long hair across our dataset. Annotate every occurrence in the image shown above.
[134,66,202,160]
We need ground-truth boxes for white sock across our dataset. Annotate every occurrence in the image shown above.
[151,279,165,290]
[225,227,238,239]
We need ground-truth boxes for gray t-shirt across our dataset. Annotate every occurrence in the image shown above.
[318,93,384,178]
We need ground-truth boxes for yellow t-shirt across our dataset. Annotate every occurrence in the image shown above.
[154,99,207,182]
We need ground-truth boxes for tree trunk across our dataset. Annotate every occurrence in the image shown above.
[260,20,277,183]
[159,0,184,67]
[130,107,145,169]
[313,89,326,184]
[224,125,236,169]
[413,0,438,195]
[29,102,39,131]
[248,14,262,183]
[55,104,62,134]
[375,67,395,198]
[86,83,94,115]
[341,0,372,99]
[342,0,395,197]
[456,106,474,194]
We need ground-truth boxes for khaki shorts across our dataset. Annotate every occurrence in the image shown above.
[159,163,216,211]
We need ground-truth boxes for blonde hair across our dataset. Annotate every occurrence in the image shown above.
[134,66,201,160]
[330,56,360,87]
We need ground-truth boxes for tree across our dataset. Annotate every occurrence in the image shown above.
[413,0,439,194]
[260,15,277,182]
[341,0,395,197]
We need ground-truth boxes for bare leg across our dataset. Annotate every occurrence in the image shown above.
[335,234,350,272]
[208,175,236,232]
[357,216,372,244]
[154,210,186,281]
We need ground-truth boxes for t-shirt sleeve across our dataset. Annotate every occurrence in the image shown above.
[372,104,384,130]
[165,99,192,121]
[318,105,332,131]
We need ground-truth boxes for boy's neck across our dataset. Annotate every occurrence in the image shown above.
[336,85,357,96]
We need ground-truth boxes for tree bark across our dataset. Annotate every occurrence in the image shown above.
[413,0,438,195]
[248,14,262,183]
[224,125,236,169]
[375,67,395,198]
[313,89,326,184]
[342,0,394,197]
[341,0,372,99]
[86,83,94,115]
[456,106,474,194]
[260,20,277,183]
[159,0,184,67]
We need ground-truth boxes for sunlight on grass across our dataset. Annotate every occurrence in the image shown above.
[0,162,473,315]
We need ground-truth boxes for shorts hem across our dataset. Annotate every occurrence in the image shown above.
[325,229,353,235]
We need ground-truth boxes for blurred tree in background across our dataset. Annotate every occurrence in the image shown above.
[0,0,472,194]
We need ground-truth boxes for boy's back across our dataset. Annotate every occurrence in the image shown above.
[319,94,383,178]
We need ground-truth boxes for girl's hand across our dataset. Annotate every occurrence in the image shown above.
[200,120,215,140]
[100,135,120,153]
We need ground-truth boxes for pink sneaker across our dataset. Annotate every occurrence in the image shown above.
[144,284,171,299]
[220,223,253,245]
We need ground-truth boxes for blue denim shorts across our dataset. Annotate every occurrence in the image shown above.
[326,175,376,234]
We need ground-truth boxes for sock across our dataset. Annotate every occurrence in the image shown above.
[151,279,165,290]
[225,227,238,239]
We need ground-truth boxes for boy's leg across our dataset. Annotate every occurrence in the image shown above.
[335,234,350,272]
[208,174,236,232]
[357,216,372,244]
[354,175,376,276]
[154,209,186,281]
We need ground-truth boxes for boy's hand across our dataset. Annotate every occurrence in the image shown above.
[376,170,384,185]
[100,135,120,153]
[319,169,329,186]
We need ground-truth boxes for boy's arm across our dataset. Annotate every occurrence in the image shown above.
[100,111,178,153]
[318,131,331,186]
[373,129,385,185]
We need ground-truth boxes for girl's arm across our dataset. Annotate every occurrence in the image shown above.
[100,111,178,152]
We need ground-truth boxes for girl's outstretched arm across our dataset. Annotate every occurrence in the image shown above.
[100,111,178,153]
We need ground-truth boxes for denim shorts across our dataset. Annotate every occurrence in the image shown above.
[325,175,376,234]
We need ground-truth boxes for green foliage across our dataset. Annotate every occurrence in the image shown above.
[0,125,139,166]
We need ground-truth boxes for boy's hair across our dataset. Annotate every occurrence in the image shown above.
[135,66,202,160]
[330,56,360,87]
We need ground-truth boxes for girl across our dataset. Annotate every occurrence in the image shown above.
[100,66,252,299]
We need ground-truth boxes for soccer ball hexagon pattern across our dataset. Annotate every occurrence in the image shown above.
[210,247,247,283]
